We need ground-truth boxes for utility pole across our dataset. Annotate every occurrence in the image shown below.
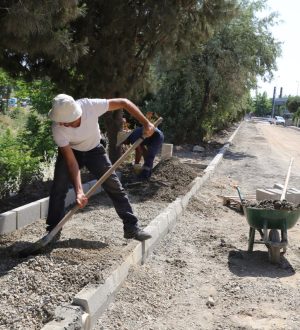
[271,86,276,118]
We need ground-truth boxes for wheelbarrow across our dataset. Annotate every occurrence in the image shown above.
[238,158,300,264]
[244,207,300,263]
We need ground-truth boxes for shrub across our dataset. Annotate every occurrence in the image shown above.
[19,111,56,161]
[0,129,40,198]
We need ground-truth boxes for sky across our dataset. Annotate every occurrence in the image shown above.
[255,0,300,98]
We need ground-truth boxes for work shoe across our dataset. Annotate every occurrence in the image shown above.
[137,169,151,181]
[124,228,152,241]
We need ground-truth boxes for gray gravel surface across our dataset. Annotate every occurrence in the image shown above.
[0,126,235,330]
[96,120,300,330]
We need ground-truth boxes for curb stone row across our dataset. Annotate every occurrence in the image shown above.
[41,123,241,330]
[0,179,103,235]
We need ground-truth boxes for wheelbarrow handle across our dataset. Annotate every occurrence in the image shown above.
[234,185,244,203]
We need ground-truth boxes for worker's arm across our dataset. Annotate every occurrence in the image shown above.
[107,98,155,138]
[59,145,88,208]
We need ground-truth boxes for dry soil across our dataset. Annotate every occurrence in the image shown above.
[96,119,300,330]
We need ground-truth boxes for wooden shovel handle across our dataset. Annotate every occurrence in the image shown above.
[47,117,163,240]
[280,157,294,201]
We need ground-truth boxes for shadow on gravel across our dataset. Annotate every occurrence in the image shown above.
[0,239,108,277]
[54,238,108,250]
[223,150,256,161]
[228,249,295,278]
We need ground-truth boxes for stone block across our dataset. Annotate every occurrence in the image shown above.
[40,197,49,219]
[144,224,160,245]
[74,284,110,324]
[265,188,281,200]
[256,189,277,201]
[74,259,130,330]
[161,143,173,160]
[273,183,284,190]
[257,187,300,204]
[14,201,41,229]
[181,192,191,209]
[172,198,183,217]
[286,191,300,204]
[153,213,169,237]
[41,304,84,330]
[0,211,17,234]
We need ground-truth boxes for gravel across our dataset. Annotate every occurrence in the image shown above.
[0,126,236,330]
[95,121,300,330]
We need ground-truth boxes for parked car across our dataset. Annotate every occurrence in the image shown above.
[272,116,286,126]
[266,115,273,124]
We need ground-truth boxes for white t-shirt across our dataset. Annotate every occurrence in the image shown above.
[52,98,109,151]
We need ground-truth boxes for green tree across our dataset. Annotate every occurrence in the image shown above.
[1,0,239,161]
[0,1,87,69]
[286,96,300,113]
[145,0,281,142]
[253,92,272,116]
[0,68,13,113]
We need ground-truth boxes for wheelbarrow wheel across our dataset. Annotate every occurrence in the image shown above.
[268,229,281,264]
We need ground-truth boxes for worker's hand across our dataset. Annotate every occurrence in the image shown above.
[143,121,155,138]
[76,192,88,208]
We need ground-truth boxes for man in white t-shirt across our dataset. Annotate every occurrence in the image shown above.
[47,94,154,241]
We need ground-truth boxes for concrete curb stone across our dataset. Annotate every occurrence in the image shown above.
[0,172,121,235]
[0,211,17,234]
[41,122,242,330]
[42,304,86,330]
[40,197,50,219]
[14,200,41,229]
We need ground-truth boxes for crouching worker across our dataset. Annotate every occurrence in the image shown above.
[47,94,154,241]
[117,126,164,180]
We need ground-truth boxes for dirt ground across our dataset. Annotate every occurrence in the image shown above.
[96,120,300,330]
[0,126,235,330]
[2,120,300,330]
[0,138,222,213]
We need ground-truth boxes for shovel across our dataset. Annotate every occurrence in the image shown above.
[16,117,163,257]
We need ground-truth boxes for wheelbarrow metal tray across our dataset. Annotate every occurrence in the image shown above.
[244,207,300,230]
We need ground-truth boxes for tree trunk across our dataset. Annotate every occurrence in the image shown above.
[201,79,211,115]
[103,110,123,163]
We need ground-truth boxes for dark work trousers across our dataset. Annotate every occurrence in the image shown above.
[128,127,164,178]
[46,144,138,232]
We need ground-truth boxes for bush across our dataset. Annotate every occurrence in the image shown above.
[19,111,56,161]
[0,129,40,198]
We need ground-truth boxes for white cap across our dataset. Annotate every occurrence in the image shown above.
[116,130,132,146]
[48,94,82,123]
